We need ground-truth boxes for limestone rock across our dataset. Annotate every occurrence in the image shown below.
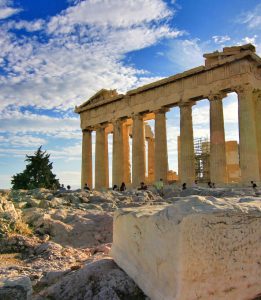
[111,196,261,300]
[0,276,32,300]
[35,258,146,300]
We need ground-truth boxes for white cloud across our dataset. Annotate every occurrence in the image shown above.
[237,3,261,29]
[0,108,80,138]
[166,39,213,71]
[0,134,47,147]
[0,0,21,20]
[212,35,231,44]
[47,0,172,33]
[0,0,181,111]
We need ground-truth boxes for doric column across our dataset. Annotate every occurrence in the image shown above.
[123,123,131,184]
[254,89,261,179]
[81,129,92,189]
[179,102,195,185]
[154,108,169,182]
[236,85,260,184]
[132,114,145,187]
[208,92,228,184]
[95,125,109,189]
[147,137,155,183]
[113,119,124,186]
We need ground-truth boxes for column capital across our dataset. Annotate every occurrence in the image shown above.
[94,123,109,131]
[82,128,93,133]
[253,89,261,101]
[178,100,195,108]
[154,107,169,114]
[208,91,227,101]
[233,84,253,96]
[131,112,144,120]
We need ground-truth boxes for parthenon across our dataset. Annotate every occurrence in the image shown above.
[75,44,261,189]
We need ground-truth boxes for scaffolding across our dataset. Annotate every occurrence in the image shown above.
[194,137,210,183]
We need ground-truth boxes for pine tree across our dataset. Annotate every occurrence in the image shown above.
[11,146,60,190]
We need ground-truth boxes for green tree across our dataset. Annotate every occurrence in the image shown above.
[11,146,60,190]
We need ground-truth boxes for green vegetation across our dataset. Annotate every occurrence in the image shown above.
[11,147,60,190]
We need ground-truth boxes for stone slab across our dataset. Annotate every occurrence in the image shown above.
[111,196,261,300]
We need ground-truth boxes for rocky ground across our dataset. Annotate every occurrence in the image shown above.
[0,186,260,299]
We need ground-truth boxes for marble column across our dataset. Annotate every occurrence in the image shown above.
[132,114,145,187]
[81,129,92,189]
[113,119,124,186]
[254,90,261,180]
[123,123,131,184]
[209,92,228,184]
[179,102,195,185]
[147,137,155,183]
[155,109,168,182]
[236,85,260,184]
[95,125,109,189]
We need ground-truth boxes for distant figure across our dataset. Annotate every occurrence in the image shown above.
[212,182,216,188]
[84,183,90,191]
[120,182,126,192]
[113,184,118,191]
[182,183,187,190]
[59,184,66,191]
[207,181,212,188]
[154,178,164,196]
[194,180,198,185]
[251,181,257,189]
[67,185,71,191]
[138,182,147,190]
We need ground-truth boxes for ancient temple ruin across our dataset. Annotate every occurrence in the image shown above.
[75,44,261,188]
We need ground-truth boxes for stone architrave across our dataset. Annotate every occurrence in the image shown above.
[132,114,145,187]
[236,85,260,184]
[179,102,195,185]
[254,90,261,179]
[81,129,93,189]
[154,109,169,182]
[208,92,228,184]
[95,125,109,189]
[147,137,155,183]
[112,119,124,186]
[123,123,131,185]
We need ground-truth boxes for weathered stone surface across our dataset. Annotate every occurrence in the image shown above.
[0,276,32,300]
[111,196,261,300]
[34,258,146,300]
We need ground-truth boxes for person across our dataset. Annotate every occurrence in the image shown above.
[113,184,118,191]
[182,183,187,190]
[84,183,90,191]
[251,180,257,192]
[59,184,66,191]
[194,180,198,185]
[207,181,212,188]
[251,181,257,189]
[120,182,126,192]
[154,178,164,196]
[212,182,216,188]
[138,182,147,190]
[67,185,71,191]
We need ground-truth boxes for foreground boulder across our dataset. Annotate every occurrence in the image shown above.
[111,196,261,300]
[0,276,32,300]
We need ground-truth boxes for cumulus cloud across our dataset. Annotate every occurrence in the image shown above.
[0,0,181,112]
[0,0,21,20]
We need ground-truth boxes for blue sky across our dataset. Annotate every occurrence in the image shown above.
[0,0,261,188]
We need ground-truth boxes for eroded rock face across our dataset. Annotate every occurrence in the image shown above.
[0,276,32,300]
[111,196,261,300]
[34,258,146,300]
